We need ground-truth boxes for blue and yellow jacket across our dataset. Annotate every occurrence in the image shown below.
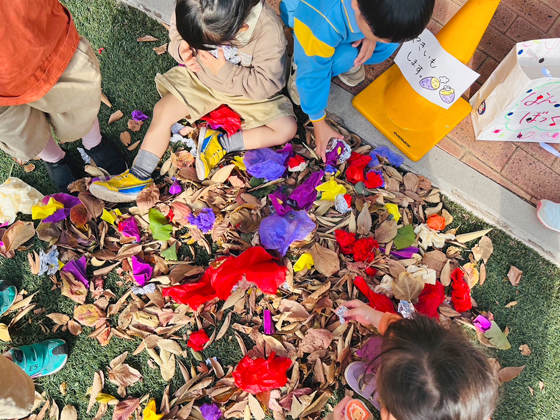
[281,0,370,121]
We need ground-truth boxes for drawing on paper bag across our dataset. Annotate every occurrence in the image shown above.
[394,29,479,110]
[470,38,560,142]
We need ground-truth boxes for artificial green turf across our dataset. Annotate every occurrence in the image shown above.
[1,0,560,419]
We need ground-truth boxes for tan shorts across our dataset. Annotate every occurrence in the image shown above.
[155,66,295,130]
[0,37,102,161]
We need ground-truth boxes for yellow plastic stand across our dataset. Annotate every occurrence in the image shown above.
[352,0,501,161]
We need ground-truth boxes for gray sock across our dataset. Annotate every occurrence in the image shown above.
[130,150,160,180]
[219,131,244,153]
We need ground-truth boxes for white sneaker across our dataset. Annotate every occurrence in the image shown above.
[537,199,560,232]
[337,65,365,87]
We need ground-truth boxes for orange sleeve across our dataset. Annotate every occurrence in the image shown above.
[378,313,402,335]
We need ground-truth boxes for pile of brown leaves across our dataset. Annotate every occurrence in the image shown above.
[0,119,527,420]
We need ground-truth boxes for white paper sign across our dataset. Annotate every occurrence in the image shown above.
[394,29,479,109]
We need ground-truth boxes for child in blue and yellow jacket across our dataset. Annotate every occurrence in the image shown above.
[281,0,434,160]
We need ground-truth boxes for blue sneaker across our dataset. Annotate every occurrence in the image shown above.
[0,281,17,317]
[10,339,68,378]
[89,170,153,203]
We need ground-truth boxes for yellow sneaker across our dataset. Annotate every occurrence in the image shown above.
[89,170,153,203]
[196,127,227,180]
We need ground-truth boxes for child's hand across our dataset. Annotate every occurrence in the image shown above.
[352,38,377,67]
[198,48,227,75]
[178,41,201,72]
[313,119,344,162]
[332,396,353,420]
[343,299,381,326]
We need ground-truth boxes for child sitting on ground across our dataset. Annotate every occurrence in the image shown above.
[336,299,498,420]
[280,0,434,161]
[90,0,297,202]
[0,0,126,193]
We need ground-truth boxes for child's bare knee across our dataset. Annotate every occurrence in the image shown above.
[276,116,297,143]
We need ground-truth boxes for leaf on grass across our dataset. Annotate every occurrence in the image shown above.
[61,271,88,304]
[128,120,143,132]
[2,221,35,252]
[101,92,112,108]
[74,304,106,328]
[136,183,160,211]
[484,321,511,350]
[108,110,123,125]
[128,140,141,151]
[248,394,266,420]
[309,244,339,277]
[68,320,82,336]
[497,366,525,383]
[23,163,35,173]
[463,262,479,288]
[47,313,70,326]
[375,219,398,244]
[422,250,447,275]
[505,301,517,308]
[108,361,142,398]
[479,263,487,286]
[120,132,132,147]
[478,236,493,263]
[393,224,415,250]
[87,371,104,413]
[153,43,168,55]
[393,272,424,301]
[61,405,77,420]
[357,203,372,236]
[149,208,173,241]
[519,344,532,356]
[137,35,159,42]
[455,228,492,243]
[112,398,140,420]
[507,266,522,287]
[0,323,11,342]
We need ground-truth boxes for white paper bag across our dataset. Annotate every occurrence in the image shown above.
[470,39,560,142]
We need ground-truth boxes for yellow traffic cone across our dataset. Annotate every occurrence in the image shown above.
[352,0,501,161]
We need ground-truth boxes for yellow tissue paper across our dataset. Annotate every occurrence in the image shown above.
[294,252,314,272]
[316,178,346,201]
[0,177,44,224]
[233,156,246,171]
[32,197,64,220]
[385,203,401,222]
[143,400,163,420]
[101,208,122,225]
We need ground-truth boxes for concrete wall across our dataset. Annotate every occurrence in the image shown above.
[121,0,175,24]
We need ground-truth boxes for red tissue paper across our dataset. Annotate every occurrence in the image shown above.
[162,247,286,310]
[201,105,242,136]
[187,329,210,351]
[232,353,292,394]
[346,152,372,184]
[451,268,472,313]
[354,276,398,314]
[415,281,445,318]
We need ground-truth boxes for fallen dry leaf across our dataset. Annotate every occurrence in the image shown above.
[393,272,424,301]
[153,43,168,54]
[112,398,140,420]
[128,140,141,151]
[507,266,522,287]
[137,35,159,42]
[120,132,132,146]
[519,344,532,356]
[498,366,525,383]
[60,405,77,420]
[2,221,35,253]
[128,119,143,132]
[108,110,123,125]
[309,243,339,277]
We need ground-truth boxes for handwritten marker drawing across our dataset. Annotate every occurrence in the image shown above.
[394,29,479,110]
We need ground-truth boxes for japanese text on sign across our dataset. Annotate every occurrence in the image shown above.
[394,29,479,109]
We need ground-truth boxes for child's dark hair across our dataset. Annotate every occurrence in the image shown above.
[175,0,260,51]
[355,0,434,43]
[376,316,498,420]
